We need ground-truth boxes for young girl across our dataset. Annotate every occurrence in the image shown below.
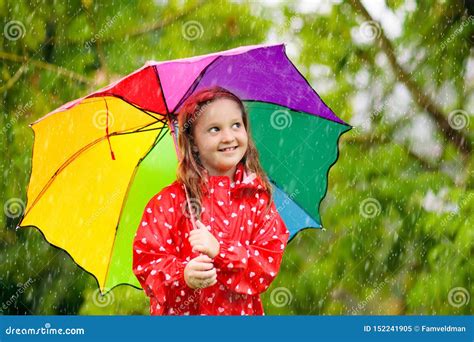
[132,86,289,315]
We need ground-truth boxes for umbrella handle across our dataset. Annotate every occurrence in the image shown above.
[167,115,198,232]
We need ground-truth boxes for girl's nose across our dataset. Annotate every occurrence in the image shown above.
[221,129,235,142]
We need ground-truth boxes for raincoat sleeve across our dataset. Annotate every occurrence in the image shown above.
[213,194,290,295]
[132,189,188,305]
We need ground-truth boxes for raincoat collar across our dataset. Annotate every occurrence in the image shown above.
[201,162,264,194]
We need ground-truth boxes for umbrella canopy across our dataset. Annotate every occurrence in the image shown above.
[18,43,350,293]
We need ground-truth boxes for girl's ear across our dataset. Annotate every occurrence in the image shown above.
[192,144,199,153]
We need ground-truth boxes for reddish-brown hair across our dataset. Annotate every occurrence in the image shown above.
[176,86,272,218]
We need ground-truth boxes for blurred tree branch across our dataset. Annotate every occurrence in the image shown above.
[1,1,210,89]
[0,65,28,93]
[344,135,437,170]
[84,0,211,45]
[0,52,92,85]
[82,0,211,84]
[126,0,209,39]
[348,0,471,157]
[465,0,474,17]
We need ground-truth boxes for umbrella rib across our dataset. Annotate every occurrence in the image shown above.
[152,65,170,115]
[156,47,349,127]
[167,55,224,113]
[24,122,161,217]
[102,126,170,288]
[153,64,201,233]
[123,96,164,121]
[88,94,165,122]
[242,99,352,128]
[31,95,165,126]
[136,118,168,130]
[271,179,321,226]
[115,119,168,136]
[281,47,349,127]
[115,127,163,136]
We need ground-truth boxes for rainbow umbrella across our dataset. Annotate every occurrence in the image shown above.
[18,44,350,292]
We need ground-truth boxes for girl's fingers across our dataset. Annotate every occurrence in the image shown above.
[189,229,205,238]
[188,234,206,244]
[189,261,215,272]
[188,235,202,244]
[190,225,211,236]
[194,254,213,263]
[190,259,214,271]
[188,231,199,238]
[191,243,206,253]
[189,240,203,250]
[192,245,207,254]
[192,268,217,280]
[203,275,218,288]
[195,220,205,228]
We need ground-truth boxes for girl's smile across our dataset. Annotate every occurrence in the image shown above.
[192,98,248,178]
[218,146,238,152]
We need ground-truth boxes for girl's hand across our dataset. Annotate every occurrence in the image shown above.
[183,254,217,289]
[188,220,220,258]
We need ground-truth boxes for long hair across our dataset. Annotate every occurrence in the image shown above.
[176,86,273,219]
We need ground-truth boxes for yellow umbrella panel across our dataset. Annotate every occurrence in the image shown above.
[20,96,178,293]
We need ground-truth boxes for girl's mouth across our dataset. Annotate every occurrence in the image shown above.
[218,146,238,152]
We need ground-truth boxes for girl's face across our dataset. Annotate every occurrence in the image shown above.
[192,98,248,178]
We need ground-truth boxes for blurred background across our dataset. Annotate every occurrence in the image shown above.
[1,0,472,315]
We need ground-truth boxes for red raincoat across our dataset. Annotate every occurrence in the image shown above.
[132,162,289,315]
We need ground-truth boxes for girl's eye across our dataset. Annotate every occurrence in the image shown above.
[209,123,241,132]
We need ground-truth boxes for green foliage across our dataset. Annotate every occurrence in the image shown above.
[1,0,472,315]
